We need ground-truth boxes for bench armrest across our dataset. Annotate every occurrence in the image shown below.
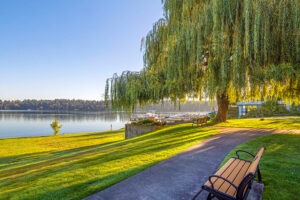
[208,175,238,191]
[236,150,255,160]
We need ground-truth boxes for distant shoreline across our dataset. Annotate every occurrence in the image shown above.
[0,110,117,114]
[0,110,211,114]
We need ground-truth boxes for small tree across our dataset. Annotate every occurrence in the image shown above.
[50,118,62,135]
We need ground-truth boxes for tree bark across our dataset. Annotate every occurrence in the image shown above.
[216,92,229,122]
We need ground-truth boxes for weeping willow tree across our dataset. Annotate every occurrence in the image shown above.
[105,0,300,122]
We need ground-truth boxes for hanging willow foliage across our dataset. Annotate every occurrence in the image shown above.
[105,0,300,121]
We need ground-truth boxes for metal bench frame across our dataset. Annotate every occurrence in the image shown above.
[202,149,264,200]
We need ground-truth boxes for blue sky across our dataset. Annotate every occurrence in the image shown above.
[0,0,163,100]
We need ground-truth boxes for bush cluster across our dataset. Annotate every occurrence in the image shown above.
[132,118,166,126]
[243,100,298,118]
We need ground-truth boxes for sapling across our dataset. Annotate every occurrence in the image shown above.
[50,118,62,135]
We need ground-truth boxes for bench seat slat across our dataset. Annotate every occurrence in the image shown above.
[215,158,236,176]
[203,157,236,187]
[205,159,251,196]
[228,161,251,196]
[205,158,240,190]
[218,160,249,195]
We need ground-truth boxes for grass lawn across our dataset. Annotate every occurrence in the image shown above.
[0,124,218,200]
[216,116,300,130]
[221,134,300,200]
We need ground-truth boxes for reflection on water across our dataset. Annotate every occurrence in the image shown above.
[0,111,130,122]
[0,111,130,139]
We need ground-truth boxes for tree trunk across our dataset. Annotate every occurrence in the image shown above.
[216,92,229,122]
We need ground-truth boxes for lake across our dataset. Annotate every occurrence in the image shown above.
[0,111,130,139]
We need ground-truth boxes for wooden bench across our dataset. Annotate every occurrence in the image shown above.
[201,147,265,200]
[192,116,208,127]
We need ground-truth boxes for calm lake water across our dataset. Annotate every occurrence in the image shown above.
[0,111,130,139]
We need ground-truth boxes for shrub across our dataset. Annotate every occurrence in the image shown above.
[209,112,216,122]
[244,100,290,118]
[289,104,300,116]
[132,118,165,126]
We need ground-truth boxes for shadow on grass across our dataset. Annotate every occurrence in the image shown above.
[0,130,213,181]
[69,130,123,138]
[1,163,155,200]
[0,140,119,171]
[0,125,216,196]
[0,124,217,200]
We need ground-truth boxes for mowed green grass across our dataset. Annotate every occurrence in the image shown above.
[217,116,300,130]
[221,134,300,200]
[0,124,218,200]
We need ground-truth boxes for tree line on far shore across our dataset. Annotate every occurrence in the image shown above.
[0,99,107,112]
[0,99,216,113]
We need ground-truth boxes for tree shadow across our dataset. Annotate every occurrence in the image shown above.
[1,124,217,199]
[2,163,155,200]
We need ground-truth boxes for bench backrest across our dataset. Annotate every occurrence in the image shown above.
[246,147,265,175]
[237,147,265,200]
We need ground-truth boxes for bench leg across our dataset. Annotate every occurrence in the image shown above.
[207,193,214,200]
[257,166,262,183]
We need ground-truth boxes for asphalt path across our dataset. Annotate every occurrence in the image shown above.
[84,127,290,200]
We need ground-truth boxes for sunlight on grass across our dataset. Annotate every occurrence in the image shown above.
[0,124,218,200]
[220,134,300,200]
[217,116,300,130]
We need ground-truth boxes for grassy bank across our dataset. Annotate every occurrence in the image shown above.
[216,116,300,130]
[221,134,300,200]
[0,124,218,200]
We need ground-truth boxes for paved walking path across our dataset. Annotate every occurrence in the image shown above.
[84,127,292,200]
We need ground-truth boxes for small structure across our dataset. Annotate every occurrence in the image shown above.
[236,101,286,118]
[236,101,263,118]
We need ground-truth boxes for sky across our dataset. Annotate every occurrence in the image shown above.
[0,0,163,100]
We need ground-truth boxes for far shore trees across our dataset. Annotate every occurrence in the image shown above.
[0,99,107,112]
[105,0,300,122]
